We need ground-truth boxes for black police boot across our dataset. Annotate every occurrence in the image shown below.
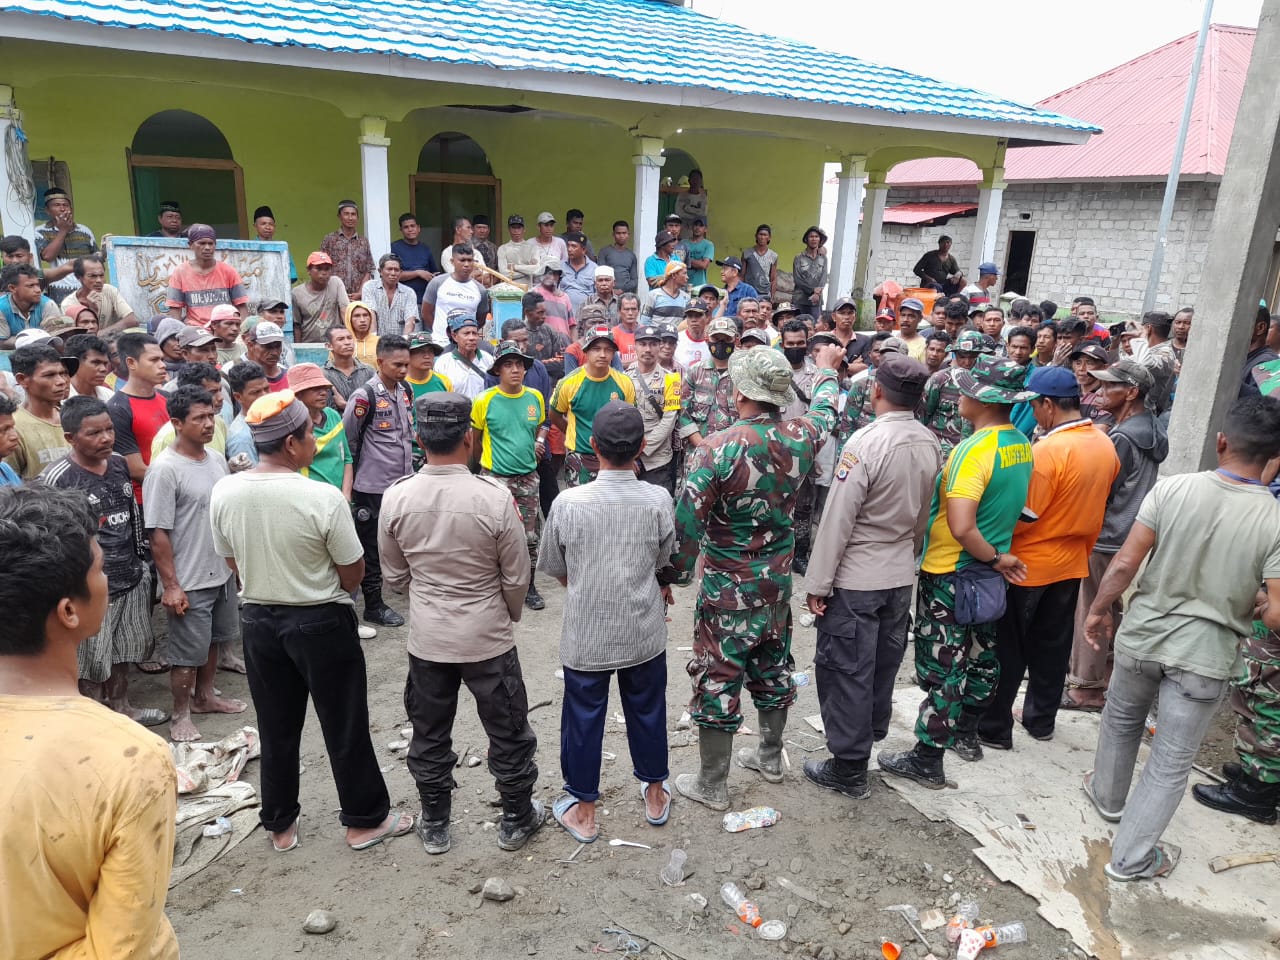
[1193,774,1280,825]
[803,757,870,799]
[496,797,546,851]
[364,599,405,627]
[524,580,545,611]
[877,744,946,790]
[1222,761,1244,781]
[950,708,984,763]
[416,797,451,855]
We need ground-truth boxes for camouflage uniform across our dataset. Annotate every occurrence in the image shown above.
[480,468,540,567]
[1233,625,1280,783]
[678,359,737,443]
[786,360,820,561]
[674,357,839,731]
[919,367,973,457]
[839,374,876,444]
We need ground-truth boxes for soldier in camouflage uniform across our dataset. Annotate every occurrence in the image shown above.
[837,335,907,449]
[672,342,846,810]
[918,329,984,456]
[780,318,817,573]
[1193,624,1280,823]
[678,317,739,452]
[879,356,1034,790]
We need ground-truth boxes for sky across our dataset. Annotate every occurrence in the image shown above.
[688,0,1264,104]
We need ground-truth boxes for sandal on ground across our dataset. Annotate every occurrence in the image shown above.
[1082,771,1124,823]
[137,660,170,675]
[133,707,170,727]
[641,781,672,826]
[552,795,599,843]
[271,820,300,853]
[1060,692,1104,712]
[348,811,414,851]
[1104,842,1181,882]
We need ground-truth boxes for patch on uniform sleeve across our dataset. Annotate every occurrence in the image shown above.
[352,395,370,417]
[835,449,859,483]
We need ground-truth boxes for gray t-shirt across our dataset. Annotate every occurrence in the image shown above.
[291,277,350,343]
[142,448,233,593]
[1118,471,1280,679]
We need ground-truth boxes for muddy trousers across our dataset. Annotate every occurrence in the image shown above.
[242,602,389,832]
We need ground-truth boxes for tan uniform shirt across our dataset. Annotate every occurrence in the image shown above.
[378,463,530,662]
[804,410,943,595]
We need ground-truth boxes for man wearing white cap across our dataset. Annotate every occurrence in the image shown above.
[584,266,621,326]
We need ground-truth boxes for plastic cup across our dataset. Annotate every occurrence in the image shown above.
[881,941,902,960]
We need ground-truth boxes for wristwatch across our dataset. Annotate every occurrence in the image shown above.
[985,552,1002,568]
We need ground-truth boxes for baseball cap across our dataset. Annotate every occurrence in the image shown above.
[874,308,896,323]
[1091,358,1154,395]
[178,326,216,348]
[539,257,564,275]
[664,213,682,224]
[715,256,744,271]
[211,303,240,323]
[446,310,479,331]
[306,251,333,267]
[707,318,737,340]
[593,400,645,450]
[832,296,858,313]
[259,298,288,313]
[878,336,907,356]
[635,323,663,342]
[740,327,771,346]
[698,285,721,298]
[899,297,925,314]
[286,362,331,394]
[1070,342,1110,364]
[658,323,679,342]
[253,320,285,345]
[978,261,1000,277]
[507,214,525,227]
[415,391,471,425]
[581,324,616,350]
[1025,365,1080,399]
[875,354,929,403]
[654,232,677,249]
[408,332,443,354]
[536,211,556,224]
[683,300,708,316]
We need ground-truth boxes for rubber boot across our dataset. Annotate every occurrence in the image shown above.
[416,796,451,855]
[1193,773,1280,825]
[675,727,734,811]
[737,708,788,784]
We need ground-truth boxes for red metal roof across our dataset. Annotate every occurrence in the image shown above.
[879,202,977,225]
[889,24,1254,185]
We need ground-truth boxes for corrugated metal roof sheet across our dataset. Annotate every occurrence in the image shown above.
[880,202,977,225]
[0,0,1096,134]
[889,23,1253,185]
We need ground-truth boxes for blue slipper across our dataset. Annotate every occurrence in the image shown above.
[642,781,672,826]
[552,794,598,843]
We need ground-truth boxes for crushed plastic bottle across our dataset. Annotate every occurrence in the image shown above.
[946,900,980,943]
[976,921,1028,947]
[720,881,762,927]
[722,806,781,833]
[660,848,687,886]
[202,816,232,838]
[793,672,811,687]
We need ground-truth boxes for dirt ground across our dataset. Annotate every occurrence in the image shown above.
[136,583,1237,960]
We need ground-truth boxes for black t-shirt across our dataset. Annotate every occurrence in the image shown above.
[39,454,146,595]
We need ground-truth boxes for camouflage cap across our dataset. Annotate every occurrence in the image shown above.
[706,317,737,340]
[581,324,616,350]
[577,302,609,327]
[492,339,534,369]
[953,329,986,354]
[955,354,1037,404]
[978,334,999,354]
[408,332,444,354]
[728,346,797,407]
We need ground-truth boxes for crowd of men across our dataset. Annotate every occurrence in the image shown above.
[5,187,1280,958]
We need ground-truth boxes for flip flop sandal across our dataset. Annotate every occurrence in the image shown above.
[133,707,170,727]
[1104,842,1181,882]
[1081,771,1125,823]
[217,660,248,675]
[137,661,171,675]
[641,781,672,826]
[1060,693,1103,712]
[349,811,415,851]
[552,794,598,843]
[272,820,301,853]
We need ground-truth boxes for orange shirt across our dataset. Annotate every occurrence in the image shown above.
[1011,419,1120,586]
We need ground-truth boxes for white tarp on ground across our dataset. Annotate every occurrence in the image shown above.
[169,726,261,888]
[880,687,1280,960]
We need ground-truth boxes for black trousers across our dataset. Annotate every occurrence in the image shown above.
[637,460,675,495]
[977,577,1083,742]
[814,585,913,763]
[351,490,383,607]
[537,457,561,518]
[404,647,539,816]
[241,602,389,832]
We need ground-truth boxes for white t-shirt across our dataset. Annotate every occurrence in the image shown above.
[674,331,708,369]
[423,275,486,346]
[68,383,114,403]
[440,245,488,275]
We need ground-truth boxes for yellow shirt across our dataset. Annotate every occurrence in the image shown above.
[150,417,228,461]
[0,696,179,960]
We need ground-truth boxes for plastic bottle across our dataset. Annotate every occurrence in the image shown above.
[660,849,687,886]
[719,881,762,927]
[945,901,980,943]
[975,921,1028,947]
[202,816,232,838]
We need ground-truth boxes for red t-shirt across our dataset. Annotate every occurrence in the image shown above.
[612,324,637,368]
[106,390,171,502]
[165,261,248,327]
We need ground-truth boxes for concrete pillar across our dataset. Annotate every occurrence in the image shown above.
[0,87,37,247]
[632,137,666,264]
[1165,0,1280,474]
[826,155,867,309]
[358,116,392,262]
[971,165,1006,283]
[852,175,888,301]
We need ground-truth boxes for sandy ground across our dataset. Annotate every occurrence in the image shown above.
[133,581,1235,960]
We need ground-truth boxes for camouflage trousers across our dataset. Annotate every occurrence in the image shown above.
[481,468,541,566]
[1233,626,1280,783]
[913,571,1000,748]
[687,596,795,731]
[564,451,599,487]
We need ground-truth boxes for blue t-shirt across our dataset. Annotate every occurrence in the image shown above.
[390,238,439,303]
[684,238,714,287]
[0,462,20,486]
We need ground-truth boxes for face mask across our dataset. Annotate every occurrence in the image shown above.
[783,346,808,365]
[709,342,734,362]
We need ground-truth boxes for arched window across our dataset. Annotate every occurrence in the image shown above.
[128,110,245,238]
[411,133,501,260]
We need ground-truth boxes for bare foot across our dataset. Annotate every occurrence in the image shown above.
[217,651,247,675]
[192,695,248,715]
[346,811,414,849]
[171,715,201,742]
[562,800,597,838]
[644,783,668,821]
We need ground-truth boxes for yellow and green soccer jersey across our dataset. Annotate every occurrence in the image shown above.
[550,368,636,454]
[921,423,1033,574]
[407,371,452,402]
[471,385,545,475]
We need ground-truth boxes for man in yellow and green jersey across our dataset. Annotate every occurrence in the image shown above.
[880,355,1034,791]
[407,333,452,464]
[549,324,636,486]
[472,340,548,610]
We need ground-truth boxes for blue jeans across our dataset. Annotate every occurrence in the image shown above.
[561,653,669,802]
[1091,651,1227,875]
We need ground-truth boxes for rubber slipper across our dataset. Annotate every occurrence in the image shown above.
[552,794,598,843]
[348,811,414,851]
[137,661,170,675]
[1104,842,1181,882]
[133,707,170,727]
[1060,693,1103,712]
[217,658,248,675]
[641,781,672,826]
[1082,771,1124,823]
[272,819,300,853]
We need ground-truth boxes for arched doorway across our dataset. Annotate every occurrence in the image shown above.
[128,110,246,238]
[410,132,501,259]
[658,148,699,228]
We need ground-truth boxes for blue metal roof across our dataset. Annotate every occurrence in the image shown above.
[4,0,1097,134]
